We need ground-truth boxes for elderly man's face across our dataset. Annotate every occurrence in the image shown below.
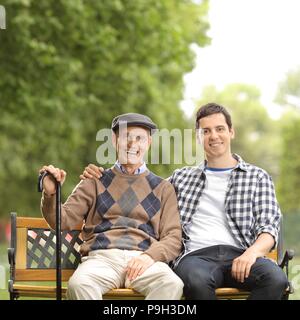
[114,126,151,165]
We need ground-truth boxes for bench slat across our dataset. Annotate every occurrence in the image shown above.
[12,284,144,299]
[16,217,82,230]
[15,269,75,281]
[16,228,27,269]
[13,284,251,299]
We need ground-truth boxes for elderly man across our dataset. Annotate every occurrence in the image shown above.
[39,113,183,300]
[83,104,288,300]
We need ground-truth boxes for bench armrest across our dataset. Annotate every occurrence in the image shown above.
[278,249,294,269]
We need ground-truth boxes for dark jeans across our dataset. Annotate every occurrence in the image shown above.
[174,245,288,300]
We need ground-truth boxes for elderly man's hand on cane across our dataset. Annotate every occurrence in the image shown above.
[39,165,67,195]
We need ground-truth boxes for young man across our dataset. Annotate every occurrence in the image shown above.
[169,103,288,300]
[83,104,288,300]
[40,113,183,300]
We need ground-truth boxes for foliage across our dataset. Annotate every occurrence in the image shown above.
[276,112,300,212]
[0,0,210,217]
[276,67,300,108]
[274,67,300,213]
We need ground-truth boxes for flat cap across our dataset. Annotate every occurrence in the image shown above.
[111,113,157,134]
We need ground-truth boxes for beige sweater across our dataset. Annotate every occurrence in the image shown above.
[41,167,182,262]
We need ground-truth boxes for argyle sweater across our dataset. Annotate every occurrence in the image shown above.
[41,167,182,262]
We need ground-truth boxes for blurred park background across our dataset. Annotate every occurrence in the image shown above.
[0,0,299,299]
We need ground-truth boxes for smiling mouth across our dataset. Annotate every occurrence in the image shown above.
[127,150,139,156]
[209,142,223,147]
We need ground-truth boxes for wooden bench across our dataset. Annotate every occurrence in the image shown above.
[8,212,294,300]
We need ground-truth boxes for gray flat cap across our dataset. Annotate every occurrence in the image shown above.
[111,113,157,134]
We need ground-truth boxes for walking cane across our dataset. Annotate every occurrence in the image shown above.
[38,171,62,300]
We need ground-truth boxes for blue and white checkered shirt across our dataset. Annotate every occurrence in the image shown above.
[169,154,282,267]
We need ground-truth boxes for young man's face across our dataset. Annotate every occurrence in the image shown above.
[197,113,234,160]
[113,126,151,165]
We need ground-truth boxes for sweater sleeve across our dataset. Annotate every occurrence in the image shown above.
[144,182,182,262]
[41,178,96,231]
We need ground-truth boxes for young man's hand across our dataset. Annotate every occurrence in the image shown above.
[231,233,275,283]
[231,249,258,283]
[39,165,67,195]
[126,254,154,281]
[79,164,104,180]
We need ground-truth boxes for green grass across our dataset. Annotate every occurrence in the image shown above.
[1,243,299,300]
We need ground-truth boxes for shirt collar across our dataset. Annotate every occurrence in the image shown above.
[199,153,248,173]
[232,154,248,171]
[114,160,147,175]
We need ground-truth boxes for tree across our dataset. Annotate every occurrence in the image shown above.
[276,112,300,212]
[275,67,300,213]
[0,0,210,217]
[276,67,300,109]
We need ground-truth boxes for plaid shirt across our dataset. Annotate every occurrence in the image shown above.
[169,154,282,267]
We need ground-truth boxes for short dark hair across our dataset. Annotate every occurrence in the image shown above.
[195,102,232,129]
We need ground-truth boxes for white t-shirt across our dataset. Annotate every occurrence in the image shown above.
[186,167,242,253]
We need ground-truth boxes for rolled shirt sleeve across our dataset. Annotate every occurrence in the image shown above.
[253,172,281,249]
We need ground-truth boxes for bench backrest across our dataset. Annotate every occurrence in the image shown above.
[9,212,281,282]
[10,213,82,281]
